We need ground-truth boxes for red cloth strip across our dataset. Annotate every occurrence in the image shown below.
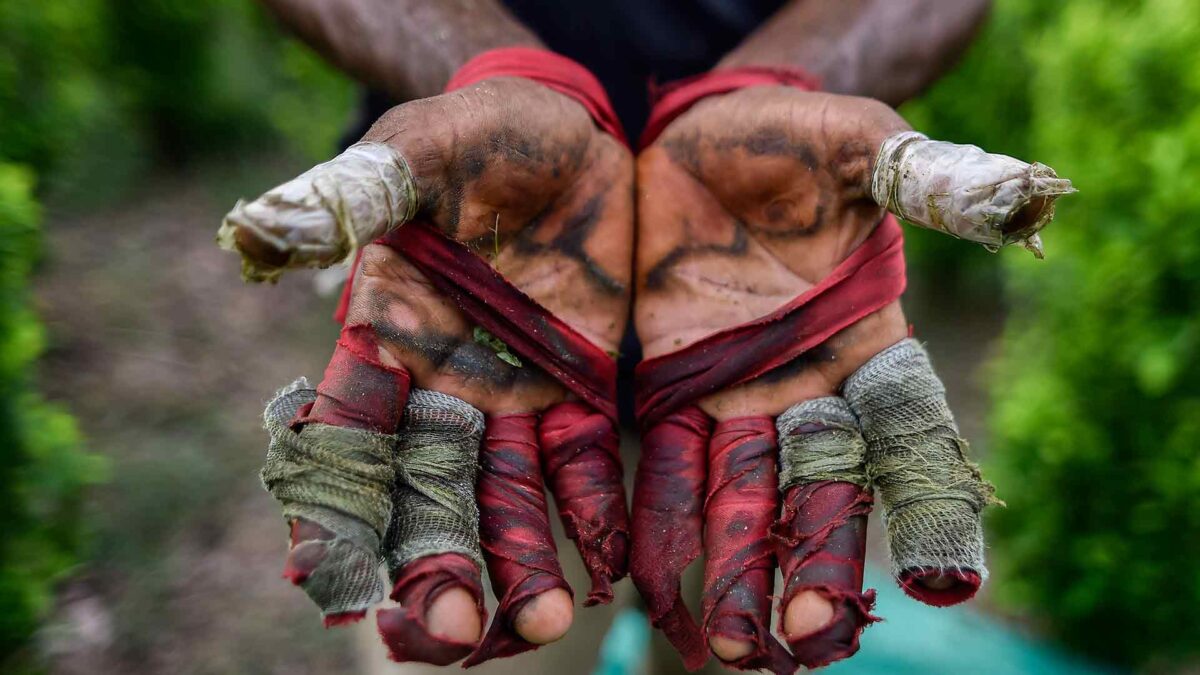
[382,223,619,422]
[899,569,981,607]
[377,553,486,665]
[465,413,571,667]
[538,401,629,606]
[446,46,627,146]
[293,322,411,434]
[702,417,795,675]
[635,215,905,428]
[773,481,878,669]
[639,66,820,148]
[629,406,712,671]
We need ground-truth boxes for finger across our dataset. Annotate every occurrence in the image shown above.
[844,338,996,606]
[301,323,413,433]
[538,401,629,606]
[772,397,878,669]
[260,378,396,625]
[870,131,1075,257]
[630,406,711,672]
[218,141,419,281]
[275,322,411,624]
[375,389,487,665]
[701,416,794,675]
[463,413,573,667]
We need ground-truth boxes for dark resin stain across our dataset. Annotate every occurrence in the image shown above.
[644,220,749,291]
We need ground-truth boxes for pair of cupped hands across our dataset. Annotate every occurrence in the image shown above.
[220,74,1066,671]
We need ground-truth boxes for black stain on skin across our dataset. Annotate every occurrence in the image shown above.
[644,220,750,291]
[370,319,552,390]
[745,201,827,240]
[437,126,553,236]
[513,194,627,296]
[725,127,820,170]
[754,342,837,385]
[660,129,704,174]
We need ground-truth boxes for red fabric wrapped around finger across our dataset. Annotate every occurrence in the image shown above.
[772,397,878,668]
[293,322,411,433]
[376,388,489,665]
[630,406,712,671]
[539,401,629,606]
[377,553,485,665]
[702,417,795,675]
[464,413,571,667]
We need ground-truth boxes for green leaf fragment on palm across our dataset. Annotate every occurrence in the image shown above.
[473,326,523,368]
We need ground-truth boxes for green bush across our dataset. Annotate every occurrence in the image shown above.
[1,0,353,207]
[0,2,353,665]
[910,0,1200,667]
[102,0,354,163]
[0,164,106,669]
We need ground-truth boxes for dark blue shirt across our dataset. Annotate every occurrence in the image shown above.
[348,0,785,141]
[503,0,786,137]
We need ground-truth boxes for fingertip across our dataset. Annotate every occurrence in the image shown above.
[425,586,483,644]
[283,519,334,585]
[514,588,574,645]
[899,569,981,607]
[708,635,755,662]
[783,590,836,639]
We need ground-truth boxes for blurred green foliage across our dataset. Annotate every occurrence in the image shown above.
[909,0,1200,667]
[0,0,353,667]
[0,0,353,205]
[0,165,105,669]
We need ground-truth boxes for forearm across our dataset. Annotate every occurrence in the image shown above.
[258,0,542,100]
[717,0,991,106]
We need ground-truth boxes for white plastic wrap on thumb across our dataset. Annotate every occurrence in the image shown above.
[218,142,418,281]
[871,131,1075,258]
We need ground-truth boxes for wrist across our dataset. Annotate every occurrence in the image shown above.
[640,66,820,148]
[444,47,627,145]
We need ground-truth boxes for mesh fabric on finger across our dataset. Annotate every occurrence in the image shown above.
[261,378,394,622]
[538,401,629,606]
[702,417,795,675]
[377,389,487,665]
[773,397,878,668]
[844,338,996,606]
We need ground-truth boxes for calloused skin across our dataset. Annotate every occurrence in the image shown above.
[241,78,633,646]
[636,87,918,661]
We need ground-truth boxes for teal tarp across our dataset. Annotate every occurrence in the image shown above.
[595,567,1119,675]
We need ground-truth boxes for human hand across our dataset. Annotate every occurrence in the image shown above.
[632,85,1070,672]
[222,75,633,666]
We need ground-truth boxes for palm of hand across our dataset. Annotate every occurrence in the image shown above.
[636,88,910,417]
[350,78,633,414]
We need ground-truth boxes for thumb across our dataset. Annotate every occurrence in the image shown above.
[218,141,419,282]
[870,130,1075,258]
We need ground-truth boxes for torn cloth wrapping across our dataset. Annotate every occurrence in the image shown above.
[631,216,905,672]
